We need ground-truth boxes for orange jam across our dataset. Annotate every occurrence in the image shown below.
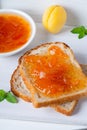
[24,45,87,97]
[0,14,31,53]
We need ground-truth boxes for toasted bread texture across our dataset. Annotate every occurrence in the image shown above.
[18,42,87,107]
[11,67,31,102]
[51,100,78,116]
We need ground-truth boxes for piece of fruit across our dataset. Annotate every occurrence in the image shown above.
[42,5,67,34]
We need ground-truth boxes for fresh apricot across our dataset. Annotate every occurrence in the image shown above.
[42,5,67,34]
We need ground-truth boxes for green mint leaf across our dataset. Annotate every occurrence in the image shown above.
[71,26,85,34]
[78,32,85,39]
[71,26,87,39]
[80,26,85,32]
[6,92,18,103]
[85,29,87,35]
[0,89,6,102]
[71,27,82,34]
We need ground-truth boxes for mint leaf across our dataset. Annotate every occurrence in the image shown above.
[85,29,87,35]
[0,89,6,102]
[6,92,18,103]
[71,26,85,34]
[71,27,82,34]
[78,32,85,39]
[71,26,87,39]
[80,26,85,32]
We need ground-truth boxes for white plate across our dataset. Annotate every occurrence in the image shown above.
[0,23,87,125]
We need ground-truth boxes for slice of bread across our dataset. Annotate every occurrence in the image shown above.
[51,100,78,116]
[19,42,87,107]
[10,67,77,116]
[11,64,87,116]
[11,67,31,102]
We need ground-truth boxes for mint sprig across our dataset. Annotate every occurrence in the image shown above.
[71,26,87,39]
[6,92,18,103]
[0,90,6,102]
[0,89,18,103]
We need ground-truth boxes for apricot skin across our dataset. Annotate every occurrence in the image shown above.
[42,5,67,34]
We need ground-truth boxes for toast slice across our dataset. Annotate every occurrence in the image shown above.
[11,67,31,102]
[19,42,87,107]
[11,67,77,116]
[11,64,87,116]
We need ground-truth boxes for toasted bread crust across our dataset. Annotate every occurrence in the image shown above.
[19,42,72,64]
[11,66,31,102]
[51,100,78,116]
[30,92,87,108]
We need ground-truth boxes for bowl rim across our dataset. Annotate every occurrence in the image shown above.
[0,9,36,56]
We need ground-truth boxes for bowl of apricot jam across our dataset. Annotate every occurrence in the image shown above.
[0,9,36,56]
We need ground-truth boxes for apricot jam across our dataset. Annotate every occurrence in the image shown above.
[0,14,31,53]
[24,45,87,97]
